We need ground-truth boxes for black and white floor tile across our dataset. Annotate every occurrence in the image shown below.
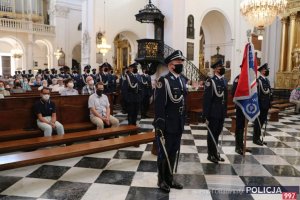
[0,109,300,200]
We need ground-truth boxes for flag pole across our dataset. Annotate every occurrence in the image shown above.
[243,119,249,157]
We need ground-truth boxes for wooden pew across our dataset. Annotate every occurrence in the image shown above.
[272,103,296,111]
[0,95,107,141]
[0,132,155,170]
[0,125,138,153]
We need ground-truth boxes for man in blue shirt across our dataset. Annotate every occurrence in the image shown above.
[34,87,64,137]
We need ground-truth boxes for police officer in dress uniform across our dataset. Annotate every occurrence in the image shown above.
[202,60,227,164]
[120,66,128,114]
[153,50,186,193]
[50,68,58,80]
[79,65,91,89]
[141,68,152,118]
[122,63,142,125]
[232,65,252,155]
[98,63,110,93]
[28,70,34,79]
[253,63,272,146]
[91,68,97,83]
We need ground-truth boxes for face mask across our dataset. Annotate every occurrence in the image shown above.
[67,82,74,88]
[96,89,103,96]
[9,81,14,85]
[219,68,225,76]
[15,83,21,87]
[88,80,94,85]
[86,69,90,73]
[0,87,4,91]
[24,81,28,84]
[52,80,57,85]
[264,70,269,76]
[133,68,138,74]
[42,94,50,101]
[174,64,183,74]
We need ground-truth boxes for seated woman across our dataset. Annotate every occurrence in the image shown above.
[60,78,78,96]
[0,80,10,97]
[22,78,32,91]
[10,80,25,93]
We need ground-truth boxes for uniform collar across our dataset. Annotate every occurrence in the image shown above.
[260,75,266,79]
[215,74,223,79]
[170,71,180,79]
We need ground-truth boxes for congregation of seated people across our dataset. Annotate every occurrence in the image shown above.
[0,63,144,139]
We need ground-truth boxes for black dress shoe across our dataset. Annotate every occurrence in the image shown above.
[253,139,263,146]
[217,154,225,162]
[235,148,243,155]
[207,155,219,164]
[170,181,183,189]
[158,182,170,193]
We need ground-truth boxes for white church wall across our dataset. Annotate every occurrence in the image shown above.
[83,0,147,68]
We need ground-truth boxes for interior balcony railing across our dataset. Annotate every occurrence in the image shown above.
[0,18,55,35]
[164,44,207,81]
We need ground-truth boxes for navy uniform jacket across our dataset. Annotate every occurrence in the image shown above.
[153,72,187,134]
[71,73,81,89]
[50,74,58,80]
[141,74,152,97]
[107,73,117,93]
[91,73,97,83]
[257,76,272,110]
[231,75,239,97]
[122,73,142,103]
[203,75,228,119]
[97,73,109,93]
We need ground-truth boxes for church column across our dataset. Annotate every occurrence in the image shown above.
[287,12,297,71]
[27,34,34,70]
[279,17,288,72]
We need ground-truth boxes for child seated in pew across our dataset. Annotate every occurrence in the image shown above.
[34,87,65,137]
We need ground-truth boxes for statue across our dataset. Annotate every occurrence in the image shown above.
[82,30,91,66]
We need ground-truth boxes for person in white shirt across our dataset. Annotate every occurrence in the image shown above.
[88,82,119,129]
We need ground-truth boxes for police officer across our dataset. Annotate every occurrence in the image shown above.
[140,68,152,118]
[120,66,128,114]
[232,65,248,155]
[153,50,186,193]
[122,63,142,125]
[71,69,81,90]
[98,63,110,93]
[79,65,91,89]
[28,70,34,79]
[253,63,272,146]
[50,68,58,80]
[91,68,97,83]
[202,60,227,163]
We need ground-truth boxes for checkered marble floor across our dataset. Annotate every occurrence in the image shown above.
[0,109,300,200]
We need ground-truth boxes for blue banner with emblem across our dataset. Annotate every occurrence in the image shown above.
[233,43,260,122]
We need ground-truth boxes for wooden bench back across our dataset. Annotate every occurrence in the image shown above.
[0,95,91,131]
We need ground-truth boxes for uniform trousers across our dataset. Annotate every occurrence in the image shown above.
[235,107,245,149]
[207,117,224,157]
[127,101,140,125]
[37,116,64,137]
[253,107,268,141]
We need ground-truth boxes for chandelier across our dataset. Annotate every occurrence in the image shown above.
[240,0,287,28]
[11,47,23,60]
[54,48,63,60]
[97,37,111,56]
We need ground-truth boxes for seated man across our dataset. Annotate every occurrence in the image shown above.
[290,84,300,114]
[89,82,119,129]
[82,76,96,95]
[34,87,65,137]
